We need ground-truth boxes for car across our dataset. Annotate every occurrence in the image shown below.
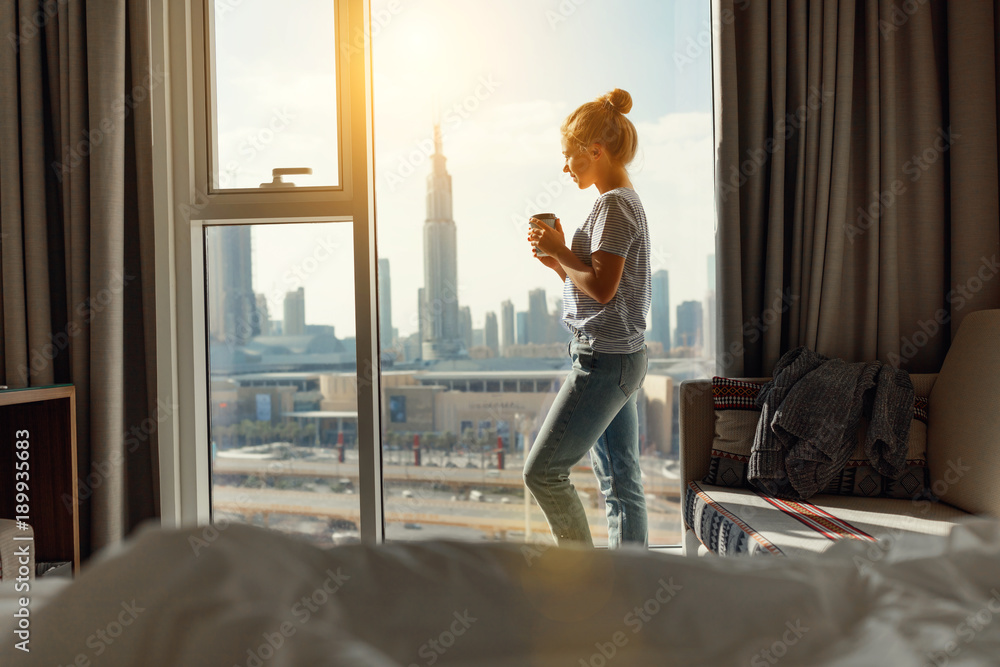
[403,523,422,530]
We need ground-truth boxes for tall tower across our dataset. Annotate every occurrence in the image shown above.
[675,300,703,350]
[485,311,499,356]
[527,288,549,344]
[283,287,306,336]
[651,270,671,353]
[500,300,515,353]
[208,226,254,344]
[421,124,464,360]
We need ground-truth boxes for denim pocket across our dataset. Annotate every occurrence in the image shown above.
[618,348,648,396]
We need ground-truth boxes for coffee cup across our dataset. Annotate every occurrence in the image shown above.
[530,213,557,257]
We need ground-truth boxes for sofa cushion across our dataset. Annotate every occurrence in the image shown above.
[683,480,968,557]
[927,309,1000,516]
[705,377,931,499]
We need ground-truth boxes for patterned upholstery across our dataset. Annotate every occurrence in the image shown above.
[704,377,933,499]
[684,481,968,557]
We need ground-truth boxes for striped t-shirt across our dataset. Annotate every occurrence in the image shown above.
[562,187,651,353]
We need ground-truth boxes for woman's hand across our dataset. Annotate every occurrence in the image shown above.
[528,217,566,258]
[532,247,561,270]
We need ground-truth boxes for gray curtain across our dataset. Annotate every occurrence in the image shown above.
[716,0,1000,377]
[0,0,158,559]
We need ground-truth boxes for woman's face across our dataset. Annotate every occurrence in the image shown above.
[562,136,596,189]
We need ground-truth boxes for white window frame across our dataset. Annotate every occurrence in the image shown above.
[149,0,384,542]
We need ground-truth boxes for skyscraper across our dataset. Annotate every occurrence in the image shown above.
[208,226,254,344]
[283,287,306,336]
[651,270,671,353]
[421,124,464,360]
[675,300,703,350]
[516,312,527,345]
[485,311,499,356]
[527,288,549,344]
[253,294,271,336]
[378,258,393,349]
[459,306,473,353]
[500,299,515,352]
[417,287,426,353]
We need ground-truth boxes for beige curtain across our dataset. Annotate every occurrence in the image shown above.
[0,0,158,559]
[716,0,1000,377]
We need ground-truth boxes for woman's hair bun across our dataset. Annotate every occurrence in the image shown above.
[603,88,633,115]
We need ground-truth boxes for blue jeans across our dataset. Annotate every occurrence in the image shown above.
[523,334,648,548]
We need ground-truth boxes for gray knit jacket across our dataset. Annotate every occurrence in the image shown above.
[747,347,914,500]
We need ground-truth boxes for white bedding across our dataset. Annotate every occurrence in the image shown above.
[1,518,999,666]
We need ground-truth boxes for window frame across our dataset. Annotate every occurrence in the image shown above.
[149,0,384,542]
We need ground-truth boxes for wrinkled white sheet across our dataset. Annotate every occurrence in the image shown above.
[2,518,999,666]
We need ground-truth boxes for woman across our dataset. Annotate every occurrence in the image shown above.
[524,88,651,548]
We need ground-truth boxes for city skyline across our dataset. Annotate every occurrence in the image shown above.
[240,0,713,343]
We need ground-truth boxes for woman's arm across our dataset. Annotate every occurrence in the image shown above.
[553,248,625,305]
[530,217,625,304]
[533,250,568,282]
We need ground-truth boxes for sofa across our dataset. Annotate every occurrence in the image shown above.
[679,308,1000,556]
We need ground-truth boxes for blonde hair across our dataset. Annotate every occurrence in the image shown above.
[561,88,638,167]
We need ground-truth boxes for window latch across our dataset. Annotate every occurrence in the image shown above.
[260,167,313,188]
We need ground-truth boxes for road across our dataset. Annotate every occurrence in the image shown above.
[213,484,683,545]
[213,456,681,500]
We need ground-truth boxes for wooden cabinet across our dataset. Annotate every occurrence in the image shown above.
[0,385,79,574]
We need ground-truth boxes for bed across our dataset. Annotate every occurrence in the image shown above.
[2,517,999,666]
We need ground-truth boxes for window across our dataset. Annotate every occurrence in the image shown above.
[153,0,382,541]
[373,0,715,546]
[156,0,714,548]
[209,0,341,190]
[205,222,362,542]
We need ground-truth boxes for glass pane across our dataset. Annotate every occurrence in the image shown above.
[206,222,361,545]
[373,0,714,546]
[210,0,339,189]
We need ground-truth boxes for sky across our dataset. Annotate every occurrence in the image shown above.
[215,0,715,341]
